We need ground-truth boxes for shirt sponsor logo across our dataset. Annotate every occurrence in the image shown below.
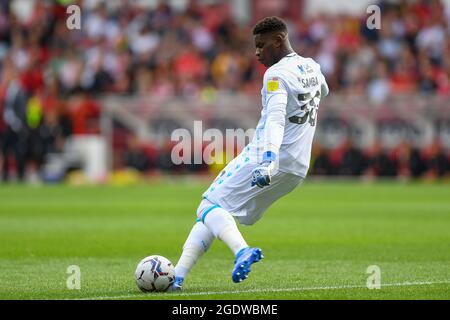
[298,64,314,75]
[297,65,306,75]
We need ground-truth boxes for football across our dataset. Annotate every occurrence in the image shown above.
[135,255,175,292]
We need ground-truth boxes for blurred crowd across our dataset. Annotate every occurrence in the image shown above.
[0,0,449,182]
[117,138,449,180]
[311,140,448,179]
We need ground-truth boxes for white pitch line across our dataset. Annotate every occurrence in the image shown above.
[75,280,450,300]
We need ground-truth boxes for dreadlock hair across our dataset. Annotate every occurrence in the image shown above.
[253,16,288,35]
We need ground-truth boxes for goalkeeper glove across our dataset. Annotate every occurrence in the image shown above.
[251,151,277,188]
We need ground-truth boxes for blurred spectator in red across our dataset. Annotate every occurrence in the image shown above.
[68,91,100,135]
[389,63,417,94]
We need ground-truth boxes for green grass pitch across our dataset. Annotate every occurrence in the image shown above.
[0,180,449,300]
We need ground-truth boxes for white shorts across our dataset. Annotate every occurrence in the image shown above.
[199,153,303,225]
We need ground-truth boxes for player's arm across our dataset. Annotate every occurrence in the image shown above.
[251,74,288,188]
[263,78,288,157]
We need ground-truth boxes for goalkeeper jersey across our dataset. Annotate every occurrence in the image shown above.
[247,52,329,178]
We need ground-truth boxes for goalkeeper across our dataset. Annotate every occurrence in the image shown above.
[171,16,329,291]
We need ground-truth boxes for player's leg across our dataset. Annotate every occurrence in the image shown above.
[199,201,263,283]
[171,218,215,291]
[204,171,303,283]
[199,203,249,255]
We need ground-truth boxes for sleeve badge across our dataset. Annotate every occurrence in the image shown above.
[267,77,279,92]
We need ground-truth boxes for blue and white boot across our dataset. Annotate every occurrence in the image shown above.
[232,247,264,283]
[168,276,184,292]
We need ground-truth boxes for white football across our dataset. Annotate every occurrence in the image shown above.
[135,255,175,292]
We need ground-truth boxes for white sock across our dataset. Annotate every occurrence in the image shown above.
[174,221,215,279]
[202,207,248,256]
